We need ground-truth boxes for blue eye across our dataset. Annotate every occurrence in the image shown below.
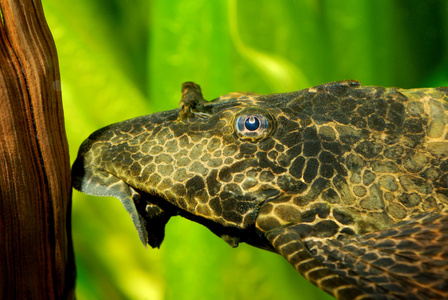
[245,116,260,131]
[235,112,270,138]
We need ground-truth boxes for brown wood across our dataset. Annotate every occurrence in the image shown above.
[0,0,75,298]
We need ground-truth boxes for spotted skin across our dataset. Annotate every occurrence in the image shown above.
[72,80,448,299]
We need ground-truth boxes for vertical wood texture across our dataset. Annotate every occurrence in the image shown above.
[0,0,75,298]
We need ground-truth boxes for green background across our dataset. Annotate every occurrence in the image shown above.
[40,1,448,299]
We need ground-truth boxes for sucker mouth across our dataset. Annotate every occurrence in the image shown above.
[132,186,275,251]
[132,189,178,249]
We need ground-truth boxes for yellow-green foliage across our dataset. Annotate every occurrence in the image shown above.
[42,0,448,299]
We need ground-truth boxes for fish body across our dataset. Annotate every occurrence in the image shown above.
[72,81,448,299]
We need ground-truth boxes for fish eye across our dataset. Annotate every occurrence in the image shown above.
[236,115,267,135]
[234,108,273,139]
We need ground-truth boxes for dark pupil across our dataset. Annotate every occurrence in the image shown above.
[245,116,260,131]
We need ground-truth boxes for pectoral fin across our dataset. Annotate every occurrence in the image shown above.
[266,212,448,300]
[266,226,367,300]
[308,212,448,299]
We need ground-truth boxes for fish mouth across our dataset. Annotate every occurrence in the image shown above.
[132,189,175,249]
[132,186,275,251]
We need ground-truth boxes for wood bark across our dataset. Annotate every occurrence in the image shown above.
[0,0,75,298]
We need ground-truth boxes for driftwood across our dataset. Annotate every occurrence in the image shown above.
[0,0,75,298]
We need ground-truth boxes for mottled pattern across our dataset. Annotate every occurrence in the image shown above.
[72,80,448,299]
